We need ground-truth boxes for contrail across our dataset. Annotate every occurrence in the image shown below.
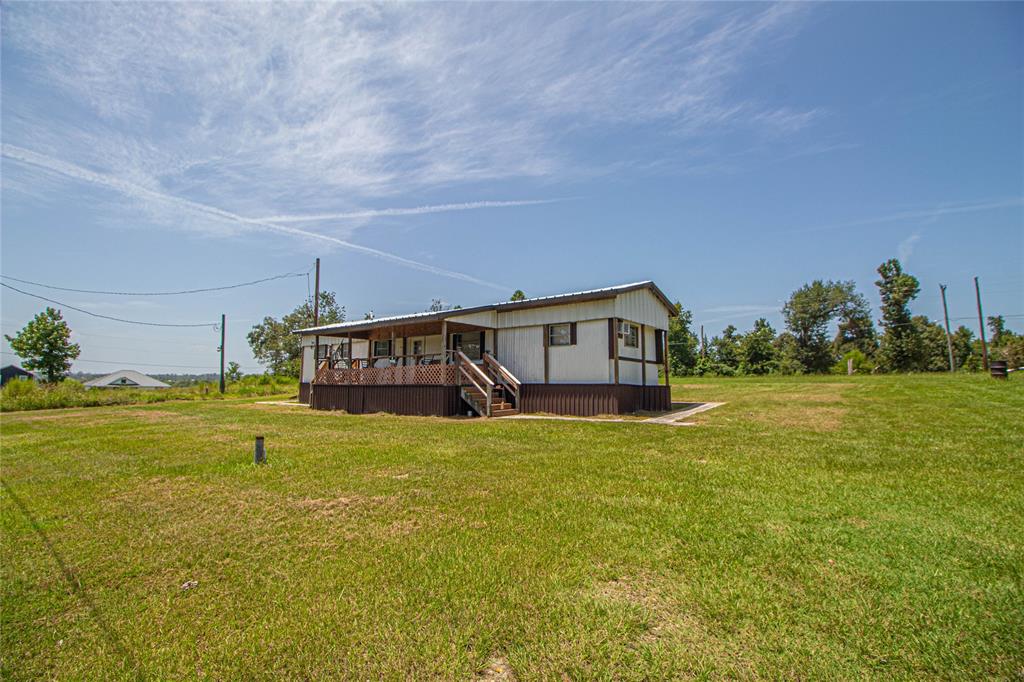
[258,199,562,223]
[2,145,509,290]
[789,197,1024,234]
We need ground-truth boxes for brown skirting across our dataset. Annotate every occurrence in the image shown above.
[310,384,462,416]
[299,382,311,404]
[519,384,671,416]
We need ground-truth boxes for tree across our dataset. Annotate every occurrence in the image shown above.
[740,318,777,375]
[832,283,877,357]
[875,258,921,372]
[950,326,976,370]
[782,280,847,373]
[772,332,804,375]
[5,307,81,382]
[914,316,950,372]
[226,361,242,382]
[247,291,344,376]
[510,290,526,302]
[667,302,698,375]
[710,325,742,372]
[427,298,445,312]
[988,315,1014,347]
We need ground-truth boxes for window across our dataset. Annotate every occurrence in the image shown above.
[452,331,483,361]
[372,339,392,357]
[412,339,424,355]
[548,323,572,346]
[619,321,639,348]
[317,344,331,361]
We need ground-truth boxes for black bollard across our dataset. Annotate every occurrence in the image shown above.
[254,436,266,465]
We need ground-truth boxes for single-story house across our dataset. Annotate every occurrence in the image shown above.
[1,364,35,387]
[294,281,676,417]
[83,369,171,389]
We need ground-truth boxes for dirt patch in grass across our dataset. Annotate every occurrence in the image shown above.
[594,572,706,644]
[291,494,394,518]
[475,655,517,681]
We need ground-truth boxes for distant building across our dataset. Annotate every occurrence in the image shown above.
[1,365,35,387]
[83,370,171,389]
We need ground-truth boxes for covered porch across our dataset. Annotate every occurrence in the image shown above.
[307,316,520,417]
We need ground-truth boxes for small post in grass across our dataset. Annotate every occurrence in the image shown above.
[254,436,266,465]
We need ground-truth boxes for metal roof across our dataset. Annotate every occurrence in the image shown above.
[294,281,676,335]
[82,369,171,388]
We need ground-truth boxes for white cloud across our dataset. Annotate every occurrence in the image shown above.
[898,231,923,264]
[2,145,507,290]
[3,2,817,208]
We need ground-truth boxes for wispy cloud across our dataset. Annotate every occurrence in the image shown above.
[257,199,565,224]
[2,145,507,290]
[897,231,923,264]
[788,197,1024,234]
[2,3,818,209]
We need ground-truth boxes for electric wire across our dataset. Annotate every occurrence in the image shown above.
[0,270,308,296]
[1,282,216,328]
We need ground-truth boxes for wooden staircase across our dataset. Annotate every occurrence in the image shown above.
[456,350,521,418]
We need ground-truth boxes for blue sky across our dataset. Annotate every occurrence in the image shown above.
[2,2,1021,374]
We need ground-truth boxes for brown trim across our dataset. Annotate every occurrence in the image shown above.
[663,329,670,386]
[608,318,615,359]
[519,383,670,416]
[570,321,577,345]
[299,382,311,404]
[543,324,550,384]
[654,328,664,364]
[641,323,646,386]
[613,317,620,385]
[311,384,461,415]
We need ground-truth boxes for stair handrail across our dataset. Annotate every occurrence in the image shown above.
[483,352,520,403]
[456,350,492,416]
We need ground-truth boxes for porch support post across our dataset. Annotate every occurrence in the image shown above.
[640,323,646,386]
[441,319,448,365]
[347,332,352,384]
[663,329,670,386]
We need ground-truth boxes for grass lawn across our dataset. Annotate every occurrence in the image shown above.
[1,375,1021,679]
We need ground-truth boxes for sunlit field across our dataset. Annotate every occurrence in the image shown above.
[2,374,1021,679]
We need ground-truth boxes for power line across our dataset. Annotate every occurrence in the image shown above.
[0,269,309,296]
[1,283,216,328]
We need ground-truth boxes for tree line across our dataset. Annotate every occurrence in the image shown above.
[668,258,1023,376]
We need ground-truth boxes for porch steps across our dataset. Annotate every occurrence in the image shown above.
[460,386,519,418]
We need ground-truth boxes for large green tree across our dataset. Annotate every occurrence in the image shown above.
[740,318,778,375]
[782,280,848,373]
[710,325,742,372]
[247,291,344,376]
[509,290,526,302]
[832,282,877,357]
[667,302,699,375]
[5,307,81,382]
[875,258,921,372]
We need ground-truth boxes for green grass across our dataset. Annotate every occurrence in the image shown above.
[1,375,1021,679]
[0,375,297,412]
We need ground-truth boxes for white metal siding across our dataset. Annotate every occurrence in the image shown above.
[447,310,497,328]
[549,319,611,383]
[614,289,671,330]
[496,326,545,383]
[496,299,615,328]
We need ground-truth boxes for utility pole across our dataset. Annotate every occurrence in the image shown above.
[313,258,321,368]
[700,324,706,358]
[974,276,989,371]
[219,313,226,393]
[939,284,955,372]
